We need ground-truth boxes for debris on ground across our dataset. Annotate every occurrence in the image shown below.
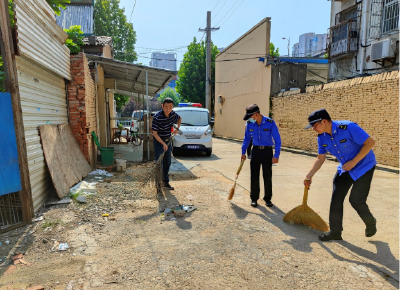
[45,199,72,207]
[58,243,69,251]
[76,195,87,203]
[11,253,31,266]
[70,181,97,196]
[89,169,113,176]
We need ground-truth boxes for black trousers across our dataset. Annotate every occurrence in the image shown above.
[250,147,273,202]
[246,139,253,156]
[330,166,376,232]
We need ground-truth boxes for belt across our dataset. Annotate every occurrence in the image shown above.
[253,146,273,149]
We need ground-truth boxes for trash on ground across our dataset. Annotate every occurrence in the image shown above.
[102,213,110,217]
[32,216,44,222]
[174,210,185,217]
[70,181,97,196]
[164,208,172,214]
[5,240,9,244]
[45,199,72,207]
[76,196,87,203]
[58,243,69,251]
[160,213,165,221]
[89,169,113,176]
[171,218,176,221]
[11,253,31,266]
[183,204,197,213]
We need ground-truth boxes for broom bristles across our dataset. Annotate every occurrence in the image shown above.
[228,182,236,200]
[283,204,329,232]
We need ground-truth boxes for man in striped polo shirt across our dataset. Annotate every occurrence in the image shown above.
[152,98,182,190]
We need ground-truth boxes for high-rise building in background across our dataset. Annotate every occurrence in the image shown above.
[149,52,177,71]
[292,33,327,57]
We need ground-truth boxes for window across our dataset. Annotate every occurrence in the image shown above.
[382,0,399,33]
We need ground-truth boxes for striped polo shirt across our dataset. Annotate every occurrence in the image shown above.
[152,110,180,140]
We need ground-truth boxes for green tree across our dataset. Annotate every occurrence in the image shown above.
[270,42,280,57]
[94,0,137,63]
[1,1,70,92]
[176,37,218,107]
[45,0,71,16]
[158,87,181,107]
[64,25,84,54]
[115,94,130,113]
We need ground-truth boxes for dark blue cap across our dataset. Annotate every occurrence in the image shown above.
[304,109,331,129]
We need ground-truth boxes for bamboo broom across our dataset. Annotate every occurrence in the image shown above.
[228,159,245,200]
[283,185,329,232]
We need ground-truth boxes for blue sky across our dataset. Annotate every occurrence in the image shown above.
[119,0,331,69]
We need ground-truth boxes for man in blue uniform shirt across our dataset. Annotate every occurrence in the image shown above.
[304,109,377,241]
[241,104,281,208]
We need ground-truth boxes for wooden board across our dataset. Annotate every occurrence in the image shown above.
[39,124,92,199]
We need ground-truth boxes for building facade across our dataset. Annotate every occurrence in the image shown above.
[149,52,177,71]
[55,0,94,35]
[292,33,328,57]
[328,0,399,81]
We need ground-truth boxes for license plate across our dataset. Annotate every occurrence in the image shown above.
[187,145,199,150]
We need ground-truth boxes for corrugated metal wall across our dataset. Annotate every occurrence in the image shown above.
[14,0,71,80]
[56,5,94,35]
[16,56,68,213]
[13,0,71,213]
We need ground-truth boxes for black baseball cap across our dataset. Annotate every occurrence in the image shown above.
[243,104,260,121]
[304,109,331,129]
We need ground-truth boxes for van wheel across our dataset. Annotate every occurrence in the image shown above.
[205,149,212,157]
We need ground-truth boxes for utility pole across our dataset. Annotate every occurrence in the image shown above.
[199,11,219,120]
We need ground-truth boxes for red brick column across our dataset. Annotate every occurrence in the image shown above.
[68,53,97,168]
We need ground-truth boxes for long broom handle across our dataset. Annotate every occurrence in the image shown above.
[302,185,309,206]
[141,135,175,185]
[236,159,245,178]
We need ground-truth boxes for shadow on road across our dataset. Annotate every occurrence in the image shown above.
[229,202,315,253]
[230,201,399,286]
[321,241,399,287]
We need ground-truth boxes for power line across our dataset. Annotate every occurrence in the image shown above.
[218,0,246,28]
[200,0,222,27]
[215,0,240,26]
[212,0,228,21]
[199,32,206,43]
[129,0,137,23]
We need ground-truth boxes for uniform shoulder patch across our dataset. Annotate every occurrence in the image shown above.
[266,119,273,123]
[339,125,347,129]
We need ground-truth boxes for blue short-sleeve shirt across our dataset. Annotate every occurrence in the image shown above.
[242,116,281,158]
[317,120,376,180]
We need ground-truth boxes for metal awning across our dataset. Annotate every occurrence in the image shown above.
[85,54,177,96]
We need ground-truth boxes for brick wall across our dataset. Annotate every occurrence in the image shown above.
[68,53,97,168]
[272,71,399,167]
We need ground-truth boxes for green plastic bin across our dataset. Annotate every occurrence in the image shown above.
[91,131,115,166]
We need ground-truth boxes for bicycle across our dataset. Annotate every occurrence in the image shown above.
[128,130,142,146]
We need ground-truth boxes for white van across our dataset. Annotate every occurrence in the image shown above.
[173,107,213,156]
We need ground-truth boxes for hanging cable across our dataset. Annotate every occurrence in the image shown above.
[218,0,246,28]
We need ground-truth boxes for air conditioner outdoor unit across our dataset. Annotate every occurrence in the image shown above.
[371,38,397,62]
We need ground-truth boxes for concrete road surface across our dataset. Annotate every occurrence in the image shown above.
[173,137,399,283]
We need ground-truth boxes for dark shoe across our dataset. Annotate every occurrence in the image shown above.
[265,201,273,207]
[365,218,377,237]
[251,201,257,208]
[319,231,343,241]
[164,182,174,190]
